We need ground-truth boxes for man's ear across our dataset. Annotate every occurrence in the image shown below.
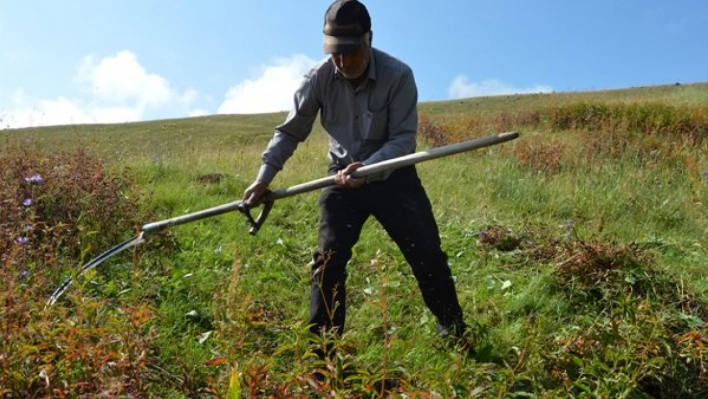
[368,31,373,46]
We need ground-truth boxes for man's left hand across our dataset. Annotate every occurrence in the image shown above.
[335,162,365,189]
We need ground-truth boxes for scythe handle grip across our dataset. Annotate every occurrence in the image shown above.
[246,197,274,235]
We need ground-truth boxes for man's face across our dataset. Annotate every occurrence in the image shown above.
[330,40,370,80]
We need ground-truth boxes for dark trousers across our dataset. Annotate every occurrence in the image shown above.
[309,166,465,336]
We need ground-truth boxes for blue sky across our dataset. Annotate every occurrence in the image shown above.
[1,0,706,129]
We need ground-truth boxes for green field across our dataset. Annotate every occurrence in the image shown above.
[2,82,707,398]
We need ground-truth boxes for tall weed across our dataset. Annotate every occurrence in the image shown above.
[0,148,170,397]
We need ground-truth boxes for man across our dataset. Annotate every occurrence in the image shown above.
[243,0,467,344]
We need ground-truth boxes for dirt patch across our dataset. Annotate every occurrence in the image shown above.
[196,173,227,184]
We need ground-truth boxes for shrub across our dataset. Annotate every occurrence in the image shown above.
[1,148,162,397]
[1,149,143,266]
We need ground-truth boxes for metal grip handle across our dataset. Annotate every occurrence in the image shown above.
[246,198,274,235]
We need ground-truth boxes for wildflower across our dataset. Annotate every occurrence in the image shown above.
[24,173,43,184]
[16,236,29,244]
[22,198,33,207]
[701,171,708,179]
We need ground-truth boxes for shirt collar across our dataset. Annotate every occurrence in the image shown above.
[367,48,377,81]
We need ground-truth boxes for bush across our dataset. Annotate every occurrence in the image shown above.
[1,149,143,266]
[1,148,161,397]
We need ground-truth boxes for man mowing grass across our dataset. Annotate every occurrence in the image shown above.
[243,0,469,355]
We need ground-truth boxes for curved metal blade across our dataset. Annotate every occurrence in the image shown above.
[45,233,145,308]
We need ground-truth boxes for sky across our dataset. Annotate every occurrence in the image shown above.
[1,0,707,130]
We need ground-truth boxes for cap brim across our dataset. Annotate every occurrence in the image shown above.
[323,34,364,54]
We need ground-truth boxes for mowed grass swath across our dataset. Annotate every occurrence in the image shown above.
[1,82,707,398]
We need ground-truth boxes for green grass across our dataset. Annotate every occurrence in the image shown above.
[2,82,707,398]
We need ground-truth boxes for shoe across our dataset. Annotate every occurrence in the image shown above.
[436,322,477,358]
[435,321,467,339]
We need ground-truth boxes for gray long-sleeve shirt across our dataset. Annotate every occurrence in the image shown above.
[256,47,418,184]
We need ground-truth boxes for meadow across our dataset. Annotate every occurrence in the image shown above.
[1,82,707,398]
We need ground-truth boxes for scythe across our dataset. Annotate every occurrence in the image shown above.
[46,131,519,307]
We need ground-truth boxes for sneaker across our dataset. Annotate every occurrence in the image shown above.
[435,321,467,339]
[436,322,476,358]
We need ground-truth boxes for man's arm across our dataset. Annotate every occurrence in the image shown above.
[258,75,321,184]
[245,73,320,204]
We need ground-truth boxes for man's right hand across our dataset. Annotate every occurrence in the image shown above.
[243,180,269,206]
[335,162,365,189]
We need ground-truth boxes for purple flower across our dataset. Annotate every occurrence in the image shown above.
[24,174,43,184]
[16,236,29,244]
[701,171,708,179]
[22,198,33,207]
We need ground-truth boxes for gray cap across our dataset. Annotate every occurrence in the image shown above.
[323,0,371,54]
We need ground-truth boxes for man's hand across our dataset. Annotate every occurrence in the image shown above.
[243,180,269,206]
[335,162,365,189]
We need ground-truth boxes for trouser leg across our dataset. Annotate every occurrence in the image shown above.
[371,167,466,333]
[309,185,368,336]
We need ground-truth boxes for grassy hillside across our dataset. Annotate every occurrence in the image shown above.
[2,82,707,398]
[4,82,706,159]
[420,82,708,117]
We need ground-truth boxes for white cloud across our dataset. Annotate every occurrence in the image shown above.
[0,50,201,129]
[178,89,199,107]
[77,50,173,107]
[218,54,317,114]
[448,76,553,99]
[1,97,93,129]
[188,109,210,118]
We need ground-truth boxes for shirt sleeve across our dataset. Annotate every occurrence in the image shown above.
[256,74,321,184]
[361,65,418,167]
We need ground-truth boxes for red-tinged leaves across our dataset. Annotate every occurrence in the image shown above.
[206,356,229,366]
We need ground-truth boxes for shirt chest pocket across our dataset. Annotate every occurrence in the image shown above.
[363,107,388,142]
